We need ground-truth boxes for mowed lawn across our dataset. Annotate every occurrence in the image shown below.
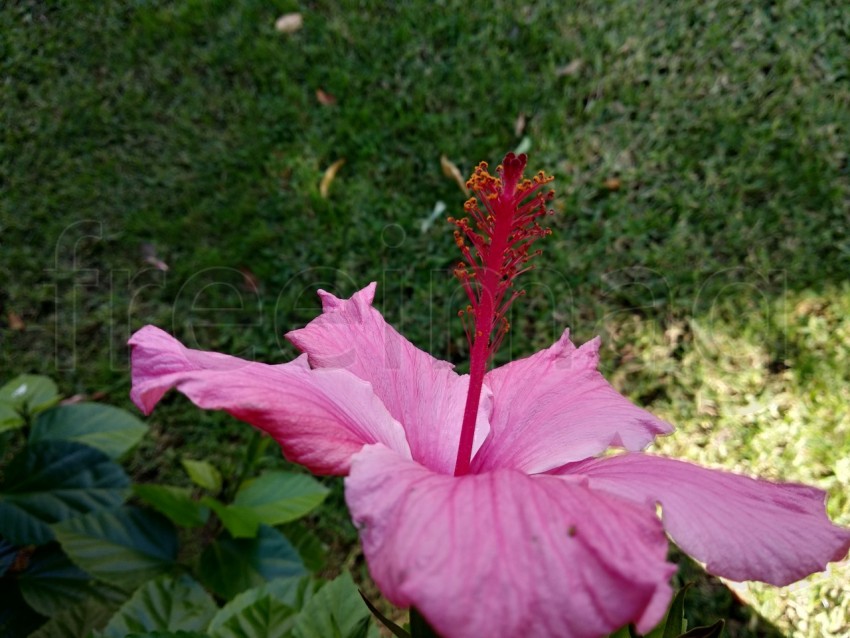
[2,1,849,636]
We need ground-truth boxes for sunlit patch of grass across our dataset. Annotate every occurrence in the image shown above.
[611,284,850,637]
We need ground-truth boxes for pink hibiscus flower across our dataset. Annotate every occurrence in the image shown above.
[129,154,850,638]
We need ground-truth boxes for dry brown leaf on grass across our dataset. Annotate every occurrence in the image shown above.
[316,88,337,105]
[7,311,25,331]
[320,159,346,198]
[440,155,469,196]
[556,59,583,77]
[239,267,260,294]
[604,177,621,191]
[275,13,303,34]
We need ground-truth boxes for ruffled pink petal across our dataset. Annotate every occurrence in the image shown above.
[559,453,850,586]
[287,283,490,475]
[471,330,672,474]
[346,445,675,638]
[129,325,409,475]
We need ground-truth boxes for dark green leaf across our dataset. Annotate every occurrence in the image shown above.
[28,593,122,638]
[679,620,725,638]
[359,591,410,638]
[293,572,373,638]
[0,402,24,433]
[280,521,327,573]
[0,375,59,416]
[181,458,223,493]
[100,575,217,638]
[17,543,99,616]
[410,608,440,638]
[606,626,633,638]
[201,496,261,538]
[31,403,148,460]
[0,440,129,545]
[663,584,692,638]
[203,472,329,539]
[208,576,313,636]
[233,471,329,525]
[209,594,297,638]
[126,632,209,638]
[133,485,209,528]
[53,506,178,589]
[197,525,306,600]
[0,536,17,577]
[0,576,45,638]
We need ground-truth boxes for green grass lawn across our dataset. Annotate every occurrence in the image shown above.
[3,1,849,636]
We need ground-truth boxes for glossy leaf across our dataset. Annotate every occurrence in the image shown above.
[197,525,306,600]
[181,459,223,493]
[100,575,217,638]
[203,472,329,538]
[126,632,208,638]
[28,593,121,638]
[17,543,99,616]
[126,632,209,638]
[208,576,313,636]
[209,594,297,638]
[233,471,329,526]
[0,440,129,545]
[133,485,208,528]
[280,521,327,573]
[201,496,260,538]
[0,536,17,577]
[293,571,373,638]
[0,577,45,638]
[0,402,24,433]
[662,584,691,638]
[53,506,178,589]
[0,374,59,415]
[31,403,148,460]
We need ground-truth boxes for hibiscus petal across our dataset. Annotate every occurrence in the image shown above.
[561,453,850,586]
[471,330,672,474]
[287,283,490,475]
[346,445,676,638]
[129,325,409,475]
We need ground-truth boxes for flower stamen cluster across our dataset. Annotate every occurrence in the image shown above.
[449,154,554,354]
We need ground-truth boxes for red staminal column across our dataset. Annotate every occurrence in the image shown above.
[451,153,555,475]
